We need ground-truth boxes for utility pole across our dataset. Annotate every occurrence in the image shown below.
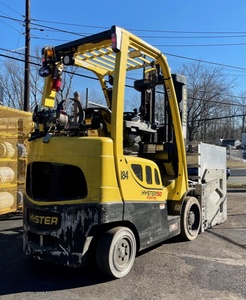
[24,0,30,111]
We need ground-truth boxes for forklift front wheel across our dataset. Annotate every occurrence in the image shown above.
[181,197,201,241]
[96,226,136,278]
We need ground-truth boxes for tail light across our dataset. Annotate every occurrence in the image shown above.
[111,26,122,52]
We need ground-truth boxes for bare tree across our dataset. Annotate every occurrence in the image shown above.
[235,92,246,135]
[0,57,25,109]
[0,47,79,111]
[29,47,43,109]
[0,48,43,110]
[180,62,236,142]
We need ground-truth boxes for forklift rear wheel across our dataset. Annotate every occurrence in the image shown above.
[181,197,201,241]
[96,226,136,278]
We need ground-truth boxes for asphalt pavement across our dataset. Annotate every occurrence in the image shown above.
[0,190,246,300]
[228,169,246,185]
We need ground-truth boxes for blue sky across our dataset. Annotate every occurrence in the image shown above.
[0,0,245,95]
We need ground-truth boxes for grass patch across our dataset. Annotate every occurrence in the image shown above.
[227,183,246,188]
[227,159,246,169]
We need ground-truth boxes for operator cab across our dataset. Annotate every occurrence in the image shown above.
[122,64,187,183]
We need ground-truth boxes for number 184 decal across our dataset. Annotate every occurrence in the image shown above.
[121,170,129,180]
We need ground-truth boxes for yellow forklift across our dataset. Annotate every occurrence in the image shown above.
[23,26,227,278]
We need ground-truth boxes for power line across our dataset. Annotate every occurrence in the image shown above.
[30,24,246,46]
[0,14,23,25]
[156,43,246,48]
[0,52,27,63]
[0,16,22,33]
[0,51,245,99]
[0,1,23,17]
[30,19,246,40]
[32,19,107,30]
[189,97,246,106]
[196,113,246,123]
[0,13,23,33]
[129,29,246,35]
[31,21,87,37]
[1,14,246,51]
[0,52,98,80]
[165,53,246,71]
[0,16,98,38]
[1,44,245,76]
[30,36,69,42]
[0,48,39,60]
[156,43,246,47]
[1,14,246,41]
[26,19,246,35]
[142,35,246,39]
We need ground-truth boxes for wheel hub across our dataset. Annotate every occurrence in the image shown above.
[118,243,128,260]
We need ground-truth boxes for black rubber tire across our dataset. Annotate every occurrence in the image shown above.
[96,227,136,278]
[180,197,201,241]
